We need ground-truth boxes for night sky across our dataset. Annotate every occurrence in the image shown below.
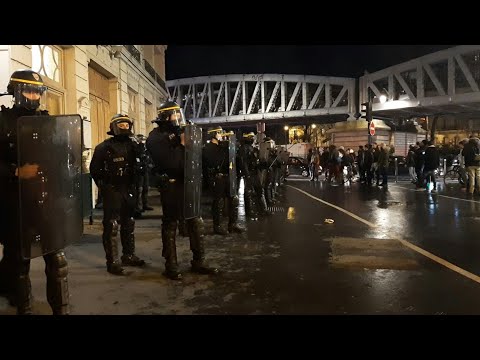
[165,45,456,80]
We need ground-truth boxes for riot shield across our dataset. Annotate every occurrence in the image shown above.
[228,134,237,197]
[184,124,202,219]
[17,115,83,260]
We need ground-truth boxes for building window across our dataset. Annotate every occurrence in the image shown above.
[32,45,65,114]
[128,87,140,132]
[145,99,154,135]
[32,45,62,84]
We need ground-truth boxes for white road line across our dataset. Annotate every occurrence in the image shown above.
[287,185,377,227]
[397,239,480,284]
[390,184,480,204]
[287,184,480,285]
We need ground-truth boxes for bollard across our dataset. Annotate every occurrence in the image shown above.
[394,157,398,183]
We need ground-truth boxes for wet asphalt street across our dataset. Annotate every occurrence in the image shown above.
[2,176,480,315]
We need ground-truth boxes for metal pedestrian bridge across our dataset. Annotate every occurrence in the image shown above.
[166,45,480,125]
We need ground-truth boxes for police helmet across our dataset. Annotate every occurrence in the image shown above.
[264,137,275,150]
[207,126,224,140]
[108,114,133,136]
[153,100,186,128]
[7,69,47,110]
[242,132,255,139]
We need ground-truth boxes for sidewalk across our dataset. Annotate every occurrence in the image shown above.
[0,189,268,315]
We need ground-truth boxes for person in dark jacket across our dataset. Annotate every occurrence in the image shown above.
[406,144,417,184]
[463,136,480,195]
[0,70,71,314]
[415,140,427,190]
[146,100,218,280]
[90,114,146,275]
[423,141,440,192]
[364,144,374,186]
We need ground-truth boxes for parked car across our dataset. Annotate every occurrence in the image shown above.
[388,155,408,175]
[286,156,309,177]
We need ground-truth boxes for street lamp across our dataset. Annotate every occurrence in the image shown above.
[284,125,289,144]
[379,88,389,104]
[311,124,317,129]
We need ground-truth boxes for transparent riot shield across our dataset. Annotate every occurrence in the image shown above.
[184,124,202,219]
[17,115,83,260]
[228,134,237,197]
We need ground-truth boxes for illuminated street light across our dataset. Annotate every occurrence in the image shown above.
[284,125,289,144]
[379,94,387,103]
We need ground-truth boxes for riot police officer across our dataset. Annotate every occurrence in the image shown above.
[132,134,153,217]
[0,70,71,314]
[252,133,272,216]
[90,114,146,276]
[263,137,277,205]
[237,132,259,219]
[146,100,218,280]
[203,127,244,235]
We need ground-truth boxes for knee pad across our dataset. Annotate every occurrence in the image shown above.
[111,220,119,236]
[103,220,119,236]
[188,217,204,234]
[123,217,135,232]
[46,251,69,278]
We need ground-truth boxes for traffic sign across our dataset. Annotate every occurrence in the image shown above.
[369,121,375,136]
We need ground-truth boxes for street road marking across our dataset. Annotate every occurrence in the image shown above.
[287,185,377,227]
[287,184,480,285]
[390,184,480,204]
[396,239,480,284]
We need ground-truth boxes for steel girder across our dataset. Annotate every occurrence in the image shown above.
[167,74,356,124]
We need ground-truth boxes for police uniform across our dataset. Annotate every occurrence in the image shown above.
[237,132,259,218]
[252,135,272,216]
[146,100,218,280]
[132,134,153,216]
[203,127,244,235]
[0,70,70,315]
[90,114,146,276]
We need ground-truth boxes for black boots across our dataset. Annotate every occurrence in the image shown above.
[16,274,33,315]
[121,254,146,267]
[228,223,245,233]
[162,221,182,280]
[212,198,228,235]
[107,262,125,275]
[188,218,219,275]
[103,220,125,276]
[120,218,146,267]
[45,251,70,315]
[160,218,219,279]
[228,195,245,233]
[190,259,219,275]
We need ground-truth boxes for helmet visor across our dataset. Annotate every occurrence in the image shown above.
[168,108,187,128]
[13,83,47,110]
